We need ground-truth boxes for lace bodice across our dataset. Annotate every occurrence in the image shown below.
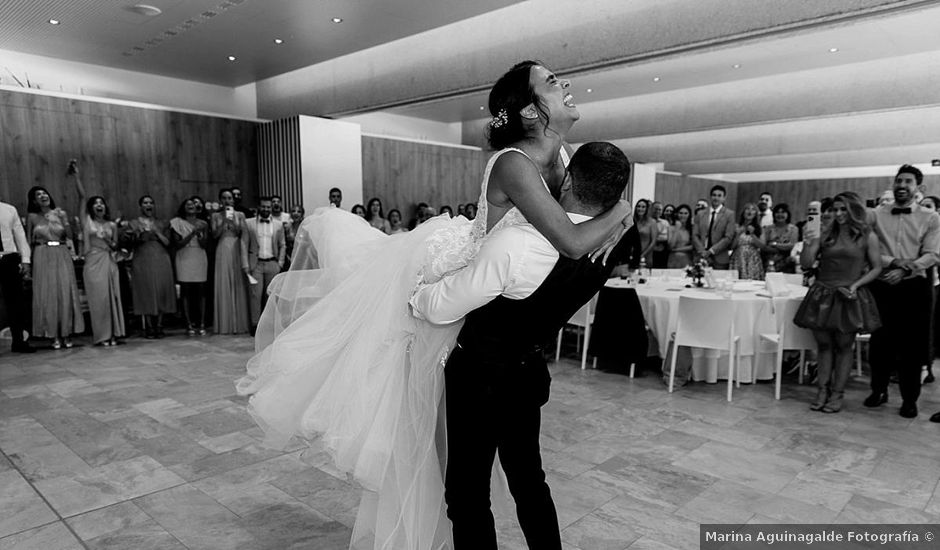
[419,147,567,284]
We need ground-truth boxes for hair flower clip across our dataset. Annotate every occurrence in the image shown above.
[489,109,509,129]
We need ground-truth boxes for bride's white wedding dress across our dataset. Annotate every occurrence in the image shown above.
[235,147,561,550]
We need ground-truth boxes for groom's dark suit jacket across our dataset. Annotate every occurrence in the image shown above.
[449,237,630,402]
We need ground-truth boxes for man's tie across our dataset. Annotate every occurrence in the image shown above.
[891,207,912,215]
[705,210,716,249]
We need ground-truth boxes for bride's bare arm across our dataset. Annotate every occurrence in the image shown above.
[491,153,628,259]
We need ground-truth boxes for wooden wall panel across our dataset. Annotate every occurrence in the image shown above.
[0,90,258,221]
[361,136,486,222]
[654,173,739,211]
[736,175,940,215]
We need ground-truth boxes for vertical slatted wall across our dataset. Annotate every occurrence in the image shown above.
[257,116,303,208]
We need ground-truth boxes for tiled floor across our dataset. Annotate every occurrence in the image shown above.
[2,335,939,550]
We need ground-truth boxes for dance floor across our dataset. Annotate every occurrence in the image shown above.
[2,335,940,549]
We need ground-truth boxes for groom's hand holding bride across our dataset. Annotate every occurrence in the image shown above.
[590,199,632,265]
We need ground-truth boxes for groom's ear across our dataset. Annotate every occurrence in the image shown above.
[519,104,539,120]
[560,172,573,194]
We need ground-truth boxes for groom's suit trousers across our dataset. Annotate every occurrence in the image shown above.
[443,344,562,550]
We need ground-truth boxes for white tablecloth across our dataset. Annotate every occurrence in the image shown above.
[604,277,808,383]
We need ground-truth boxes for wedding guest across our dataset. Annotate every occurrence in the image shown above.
[285,205,305,263]
[26,186,83,349]
[270,195,292,225]
[191,195,210,223]
[212,189,250,335]
[329,187,343,208]
[757,192,774,227]
[352,204,366,218]
[651,201,670,268]
[231,186,253,218]
[762,204,799,272]
[666,204,694,268]
[865,165,940,418]
[795,192,882,413]
[0,198,34,353]
[417,206,438,225]
[920,195,940,383]
[440,205,454,218]
[731,203,765,280]
[171,198,209,336]
[632,199,657,267]
[693,185,736,270]
[694,198,708,215]
[246,197,286,333]
[465,203,477,221]
[365,197,391,233]
[124,195,176,339]
[662,204,676,224]
[388,209,408,234]
[409,202,429,230]
[457,204,467,218]
[72,169,124,346]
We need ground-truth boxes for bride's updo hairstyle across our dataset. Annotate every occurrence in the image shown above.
[486,60,552,150]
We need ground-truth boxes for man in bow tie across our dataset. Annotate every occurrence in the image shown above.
[246,197,286,334]
[866,165,940,418]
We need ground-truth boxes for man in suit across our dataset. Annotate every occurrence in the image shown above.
[692,184,736,270]
[246,197,286,333]
[0,199,34,352]
[411,142,632,550]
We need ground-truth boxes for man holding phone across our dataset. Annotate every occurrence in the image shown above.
[865,165,940,418]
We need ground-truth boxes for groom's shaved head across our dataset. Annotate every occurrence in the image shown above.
[568,142,630,210]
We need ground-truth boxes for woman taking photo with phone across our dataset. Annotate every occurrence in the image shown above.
[795,192,882,413]
[212,188,249,334]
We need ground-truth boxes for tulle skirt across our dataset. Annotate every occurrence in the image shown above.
[236,207,470,550]
[794,283,881,334]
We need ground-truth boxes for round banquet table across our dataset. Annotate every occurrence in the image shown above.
[603,277,808,383]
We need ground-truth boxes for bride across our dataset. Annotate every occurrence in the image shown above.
[236,60,630,549]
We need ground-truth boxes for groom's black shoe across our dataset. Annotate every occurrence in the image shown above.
[899,402,918,419]
[863,391,887,408]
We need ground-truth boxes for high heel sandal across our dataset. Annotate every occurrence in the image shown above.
[51,338,62,350]
[64,338,73,349]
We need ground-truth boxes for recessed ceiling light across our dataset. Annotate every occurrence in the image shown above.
[829,47,839,53]
[48,19,60,25]
[479,106,485,110]
[732,63,742,69]
[331,17,343,23]
[273,38,284,44]
[586,88,593,93]
[227,55,236,61]
[127,4,162,17]
[652,76,661,82]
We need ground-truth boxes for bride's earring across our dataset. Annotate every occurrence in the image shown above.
[520,104,539,120]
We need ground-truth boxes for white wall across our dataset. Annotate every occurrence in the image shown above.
[0,49,257,119]
[340,111,462,144]
[630,163,657,205]
[298,116,363,210]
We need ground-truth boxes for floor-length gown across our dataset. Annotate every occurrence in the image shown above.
[237,147,561,550]
[127,218,177,316]
[30,209,84,338]
[213,214,249,334]
[83,218,125,343]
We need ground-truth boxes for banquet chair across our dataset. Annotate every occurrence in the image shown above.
[555,294,599,370]
[782,273,804,285]
[667,296,740,401]
[854,333,870,377]
[758,298,817,400]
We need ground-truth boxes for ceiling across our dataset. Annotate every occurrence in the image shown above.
[1,0,939,179]
[0,0,522,86]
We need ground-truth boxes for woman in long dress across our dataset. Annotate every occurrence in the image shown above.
[731,203,765,280]
[71,168,124,346]
[212,189,250,334]
[26,186,84,349]
[123,196,176,338]
[237,60,630,549]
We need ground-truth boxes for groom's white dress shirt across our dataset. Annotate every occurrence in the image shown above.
[410,213,591,325]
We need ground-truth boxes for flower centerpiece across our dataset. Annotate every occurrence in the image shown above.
[686,258,709,288]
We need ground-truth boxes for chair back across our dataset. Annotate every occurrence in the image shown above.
[674,295,736,350]
[781,273,804,285]
[566,293,598,328]
[650,268,687,278]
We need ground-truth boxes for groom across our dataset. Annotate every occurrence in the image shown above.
[411,142,631,549]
